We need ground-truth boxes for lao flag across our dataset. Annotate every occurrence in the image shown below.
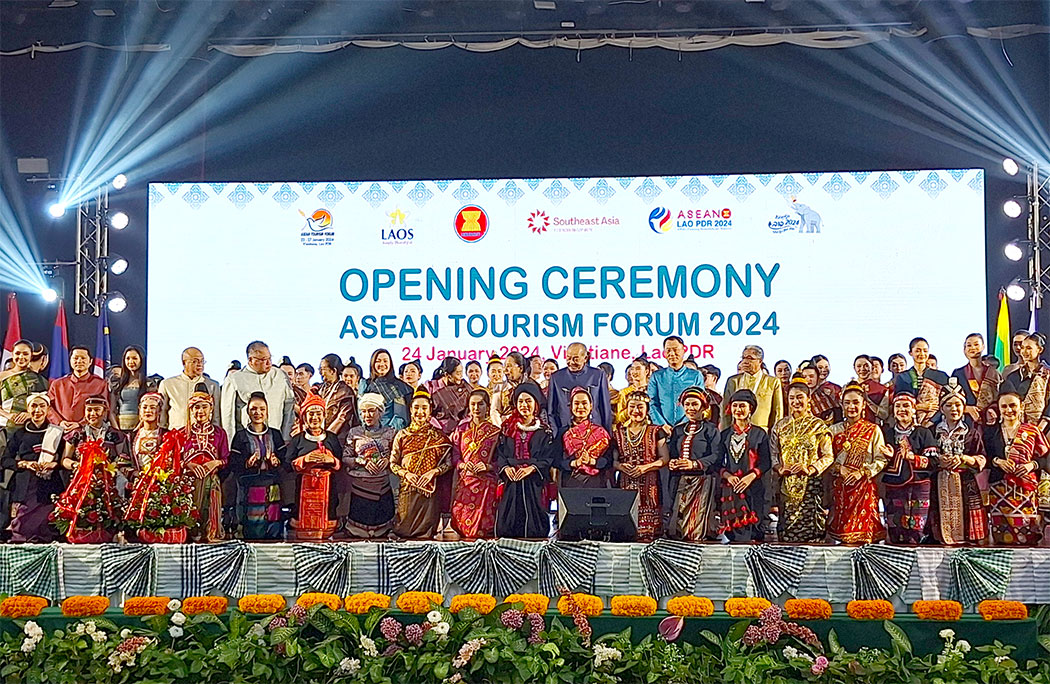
[93,306,111,378]
[1,293,21,370]
[49,300,70,381]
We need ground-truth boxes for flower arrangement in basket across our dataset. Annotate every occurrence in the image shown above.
[124,432,198,543]
[49,441,123,541]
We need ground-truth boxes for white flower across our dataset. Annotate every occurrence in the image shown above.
[432,621,450,637]
[23,621,42,639]
[996,655,1009,664]
[593,643,623,668]
[170,612,187,626]
[337,657,361,676]
[90,631,107,643]
[957,640,971,654]
[783,646,800,659]
[74,623,86,635]
[168,626,184,639]
[249,623,266,638]
[360,635,378,657]
[120,628,132,639]
[84,621,97,635]
[167,599,182,612]
[427,610,443,624]
[21,636,39,653]
[113,664,122,674]
[939,628,955,640]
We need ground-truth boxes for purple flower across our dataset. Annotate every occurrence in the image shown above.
[501,609,524,630]
[528,612,545,644]
[811,655,829,675]
[288,604,307,621]
[405,623,424,646]
[759,604,783,626]
[268,615,288,632]
[380,617,403,641]
[659,616,684,642]
[742,625,762,646]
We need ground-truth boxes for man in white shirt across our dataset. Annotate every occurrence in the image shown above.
[221,341,295,444]
[158,347,221,429]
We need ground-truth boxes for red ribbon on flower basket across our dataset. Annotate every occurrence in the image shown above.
[54,439,118,534]
[125,430,187,526]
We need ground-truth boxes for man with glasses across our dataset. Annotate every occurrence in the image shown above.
[221,341,295,445]
[158,347,221,429]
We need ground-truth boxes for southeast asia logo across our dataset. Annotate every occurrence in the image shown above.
[454,205,489,243]
[648,207,672,234]
[383,207,415,244]
[768,198,822,234]
[528,210,550,234]
[298,208,335,246]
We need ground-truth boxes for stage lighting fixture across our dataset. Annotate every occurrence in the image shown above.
[1004,240,1026,262]
[1003,199,1023,218]
[1006,279,1027,302]
[41,287,58,302]
[1003,158,1020,176]
[107,292,127,313]
[109,254,128,275]
[47,202,66,218]
[112,173,128,190]
[110,211,129,230]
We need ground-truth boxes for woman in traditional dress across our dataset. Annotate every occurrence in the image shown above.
[0,339,48,437]
[495,384,555,539]
[180,389,229,542]
[431,357,471,435]
[4,393,64,542]
[494,352,535,425]
[389,389,452,538]
[717,389,771,542]
[129,392,166,478]
[556,387,613,488]
[668,386,722,541]
[880,391,939,544]
[317,353,359,438]
[827,381,887,544]
[770,375,834,543]
[985,391,1048,545]
[110,345,147,432]
[341,357,367,396]
[1001,333,1050,432]
[613,389,668,542]
[54,396,126,543]
[364,349,414,430]
[343,393,396,538]
[614,356,651,427]
[287,393,342,540]
[465,360,484,392]
[449,389,502,538]
[893,337,950,427]
[928,379,988,545]
[229,392,287,540]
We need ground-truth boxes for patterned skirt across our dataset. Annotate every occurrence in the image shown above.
[884,480,931,545]
[778,474,826,543]
[828,476,884,545]
[989,480,1042,546]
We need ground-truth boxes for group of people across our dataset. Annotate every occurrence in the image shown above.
[3,328,1049,547]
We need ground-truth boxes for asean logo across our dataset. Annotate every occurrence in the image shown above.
[528,210,549,234]
[454,205,489,243]
[648,207,672,234]
[300,208,332,232]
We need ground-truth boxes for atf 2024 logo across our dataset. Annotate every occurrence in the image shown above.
[299,208,334,246]
[454,205,489,243]
[649,207,731,234]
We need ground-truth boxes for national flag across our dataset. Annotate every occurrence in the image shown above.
[1,292,21,369]
[993,289,1012,367]
[49,299,70,381]
[93,306,111,378]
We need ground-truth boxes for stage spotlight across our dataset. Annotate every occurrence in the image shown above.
[109,254,128,275]
[110,211,129,230]
[41,287,58,303]
[1006,279,1027,302]
[107,292,127,313]
[1004,240,1026,262]
[112,173,128,190]
[1003,158,1020,176]
[48,202,66,218]
[1003,199,1023,218]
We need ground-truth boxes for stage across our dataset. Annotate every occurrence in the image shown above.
[1,540,1044,611]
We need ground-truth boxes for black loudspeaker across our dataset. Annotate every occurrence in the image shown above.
[557,489,638,542]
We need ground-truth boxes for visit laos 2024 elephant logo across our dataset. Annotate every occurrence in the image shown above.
[768,198,822,234]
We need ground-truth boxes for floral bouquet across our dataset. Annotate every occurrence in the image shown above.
[124,471,197,541]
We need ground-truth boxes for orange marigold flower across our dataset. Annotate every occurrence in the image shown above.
[0,595,48,618]
[395,591,444,614]
[123,597,170,616]
[912,600,962,621]
[504,593,550,614]
[977,600,1028,621]
[182,596,229,615]
[724,597,772,619]
[610,595,658,617]
[345,592,391,614]
[297,593,342,611]
[785,599,832,620]
[450,594,498,615]
[846,600,895,620]
[557,593,603,617]
[61,596,110,617]
[238,594,286,614]
[666,596,714,618]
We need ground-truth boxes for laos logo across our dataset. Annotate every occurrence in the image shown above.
[769,198,822,235]
[454,205,489,243]
[384,207,415,245]
[648,207,672,234]
[298,208,335,246]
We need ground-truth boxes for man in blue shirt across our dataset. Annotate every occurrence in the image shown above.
[647,336,702,435]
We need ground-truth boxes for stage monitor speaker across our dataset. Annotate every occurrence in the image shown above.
[557,489,638,542]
